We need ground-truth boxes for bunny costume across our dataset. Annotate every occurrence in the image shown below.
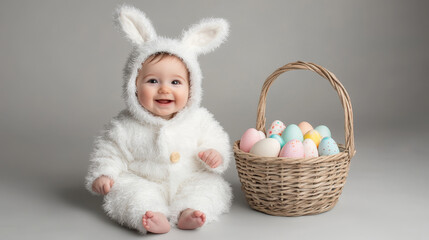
[85,5,232,234]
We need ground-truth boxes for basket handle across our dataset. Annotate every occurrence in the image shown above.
[256,61,355,158]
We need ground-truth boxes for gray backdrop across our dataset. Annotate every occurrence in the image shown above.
[1,0,428,239]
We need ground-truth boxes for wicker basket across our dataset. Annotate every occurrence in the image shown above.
[234,61,356,216]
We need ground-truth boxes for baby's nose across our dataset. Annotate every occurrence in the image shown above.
[158,84,171,94]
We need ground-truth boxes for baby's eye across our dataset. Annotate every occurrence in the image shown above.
[147,79,158,84]
[172,80,181,85]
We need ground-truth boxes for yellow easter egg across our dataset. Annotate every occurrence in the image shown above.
[304,130,322,147]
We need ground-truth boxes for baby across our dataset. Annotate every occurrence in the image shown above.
[85,5,232,234]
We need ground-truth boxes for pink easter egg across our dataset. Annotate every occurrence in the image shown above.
[257,130,266,140]
[268,120,286,137]
[240,128,265,153]
[303,139,319,158]
[279,139,305,158]
[298,121,313,135]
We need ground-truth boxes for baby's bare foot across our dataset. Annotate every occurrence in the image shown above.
[142,211,170,234]
[177,208,206,230]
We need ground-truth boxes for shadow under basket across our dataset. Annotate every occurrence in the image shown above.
[233,61,356,216]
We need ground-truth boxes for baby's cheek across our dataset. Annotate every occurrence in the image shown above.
[137,93,145,107]
[176,94,189,110]
[138,87,154,108]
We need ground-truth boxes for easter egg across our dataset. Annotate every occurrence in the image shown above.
[240,128,265,153]
[279,139,305,158]
[269,134,286,148]
[250,138,281,157]
[267,120,286,137]
[318,137,340,156]
[282,124,304,143]
[303,139,318,158]
[304,130,322,147]
[257,130,266,139]
[298,121,313,135]
[314,125,331,138]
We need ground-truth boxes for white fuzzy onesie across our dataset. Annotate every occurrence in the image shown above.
[85,5,232,234]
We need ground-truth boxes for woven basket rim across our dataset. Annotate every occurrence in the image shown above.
[234,140,350,165]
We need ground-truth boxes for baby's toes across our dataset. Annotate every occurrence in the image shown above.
[142,217,148,227]
[145,211,154,218]
[142,211,153,228]
[193,210,203,217]
[193,211,206,225]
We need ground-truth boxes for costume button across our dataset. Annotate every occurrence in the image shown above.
[170,152,180,163]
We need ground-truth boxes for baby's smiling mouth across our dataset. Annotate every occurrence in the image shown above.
[156,99,174,104]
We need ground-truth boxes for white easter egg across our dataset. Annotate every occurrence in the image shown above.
[303,139,319,158]
[267,120,286,137]
[250,138,281,157]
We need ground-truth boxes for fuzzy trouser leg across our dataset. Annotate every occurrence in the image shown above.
[168,172,232,226]
[103,172,169,234]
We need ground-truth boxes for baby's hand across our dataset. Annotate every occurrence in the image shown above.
[92,176,114,195]
[198,149,223,169]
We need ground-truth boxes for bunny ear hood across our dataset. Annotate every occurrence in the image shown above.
[115,5,229,126]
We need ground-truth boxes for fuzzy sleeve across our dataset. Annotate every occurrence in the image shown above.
[195,108,232,174]
[85,118,130,195]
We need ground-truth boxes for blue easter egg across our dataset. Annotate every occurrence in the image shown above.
[269,134,286,148]
[318,137,340,156]
[282,124,304,143]
[314,125,331,138]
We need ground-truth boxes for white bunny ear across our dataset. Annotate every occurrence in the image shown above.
[114,5,157,45]
[181,18,229,55]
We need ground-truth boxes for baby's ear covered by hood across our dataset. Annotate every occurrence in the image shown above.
[181,18,229,56]
[114,4,158,46]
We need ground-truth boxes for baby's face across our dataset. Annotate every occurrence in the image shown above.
[136,56,190,120]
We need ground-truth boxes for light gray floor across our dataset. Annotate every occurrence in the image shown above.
[1,127,428,240]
